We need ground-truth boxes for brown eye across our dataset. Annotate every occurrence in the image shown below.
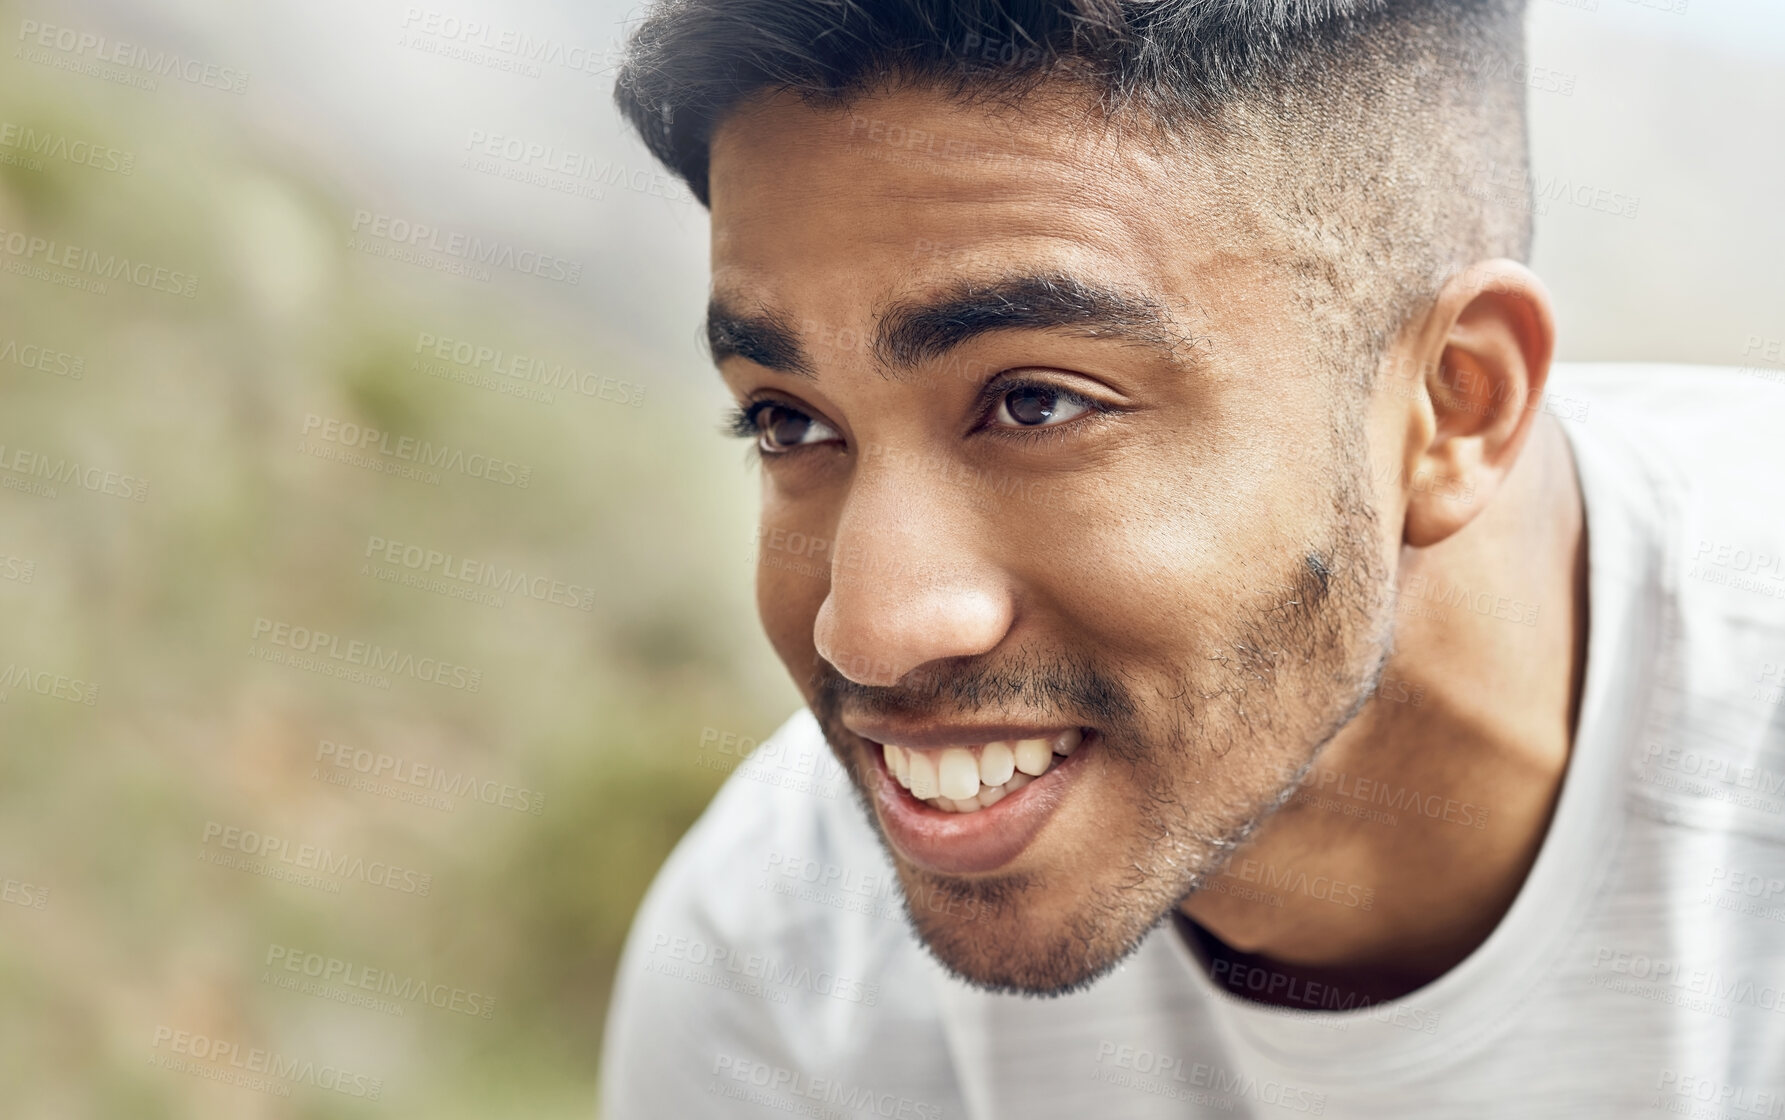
[755,404,839,453]
[992,383,1091,429]
[1004,386,1057,425]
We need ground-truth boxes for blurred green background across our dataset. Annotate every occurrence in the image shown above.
[1,0,1782,1115]
[0,3,797,1115]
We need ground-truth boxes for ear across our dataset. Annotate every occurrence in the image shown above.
[1398,260,1556,549]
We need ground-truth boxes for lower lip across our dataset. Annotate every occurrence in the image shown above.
[867,733,1095,876]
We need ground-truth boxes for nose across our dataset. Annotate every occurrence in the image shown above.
[811,472,1015,687]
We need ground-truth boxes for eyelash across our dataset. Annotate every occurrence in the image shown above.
[721,377,1110,456]
[722,402,768,441]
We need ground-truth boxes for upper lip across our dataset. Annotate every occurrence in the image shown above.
[841,716,1083,752]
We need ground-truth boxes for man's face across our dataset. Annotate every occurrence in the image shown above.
[707,85,1403,994]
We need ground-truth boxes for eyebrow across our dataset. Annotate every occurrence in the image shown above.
[705,271,1196,380]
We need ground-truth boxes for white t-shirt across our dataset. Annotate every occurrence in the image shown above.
[601,364,1785,1119]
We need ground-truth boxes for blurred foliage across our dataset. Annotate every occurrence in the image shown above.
[0,11,795,1118]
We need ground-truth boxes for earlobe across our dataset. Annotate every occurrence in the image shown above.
[1401,260,1556,549]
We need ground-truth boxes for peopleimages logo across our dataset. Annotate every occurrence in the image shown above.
[0,122,133,173]
[0,441,147,501]
[1688,538,1785,600]
[250,616,483,692]
[709,1055,943,1120]
[645,933,880,1007]
[1219,857,1376,911]
[1302,768,1489,830]
[149,1026,381,1099]
[398,7,619,77]
[198,820,433,896]
[411,331,645,407]
[1760,661,1784,706]
[1641,741,1785,798]
[1655,1069,1780,1115]
[301,414,532,488]
[15,19,250,93]
[1206,960,1442,1033]
[1391,572,1539,626]
[264,944,496,1019]
[1590,947,1785,1018]
[349,210,582,284]
[0,440,147,502]
[0,226,198,296]
[0,336,85,378]
[1093,1041,1328,1114]
[0,553,35,583]
[0,662,98,706]
[363,535,592,612]
[462,129,693,205]
[1,875,49,909]
[315,738,545,816]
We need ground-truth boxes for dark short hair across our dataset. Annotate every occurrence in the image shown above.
[614,0,1533,381]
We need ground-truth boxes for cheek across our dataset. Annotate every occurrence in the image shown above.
[1361,386,1411,546]
[1015,439,1326,658]
[754,510,834,698]
[757,561,824,684]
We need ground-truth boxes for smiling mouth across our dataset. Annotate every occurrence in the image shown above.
[858,725,1097,874]
[878,730,1083,813]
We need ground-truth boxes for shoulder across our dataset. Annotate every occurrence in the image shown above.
[1553,364,1785,837]
[600,709,960,1118]
[622,708,903,979]
[1548,362,1783,500]
[1551,363,1785,596]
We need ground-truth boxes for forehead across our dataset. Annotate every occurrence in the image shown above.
[706,84,1264,314]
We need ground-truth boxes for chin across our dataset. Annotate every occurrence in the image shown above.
[884,851,1179,998]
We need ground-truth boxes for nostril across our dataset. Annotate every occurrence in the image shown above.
[813,581,1015,687]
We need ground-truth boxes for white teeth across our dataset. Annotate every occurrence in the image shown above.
[938,748,981,801]
[978,741,1016,787]
[887,733,1087,813]
[884,743,911,787]
[1013,738,1053,776]
[907,750,940,800]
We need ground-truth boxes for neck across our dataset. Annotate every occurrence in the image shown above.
[1178,413,1590,1003]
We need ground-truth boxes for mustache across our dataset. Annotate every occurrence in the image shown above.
[808,648,1140,731]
